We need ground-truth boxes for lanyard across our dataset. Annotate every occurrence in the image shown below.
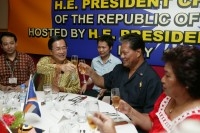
[6,60,18,77]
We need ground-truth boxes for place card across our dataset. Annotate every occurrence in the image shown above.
[50,109,66,123]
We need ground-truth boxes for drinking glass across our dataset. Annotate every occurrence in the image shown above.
[43,84,52,103]
[0,91,5,115]
[51,89,59,108]
[5,90,19,111]
[111,88,121,121]
[0,90,10,113]
[86,100,99,133]
[71,55,78,66]
[78,59,86,83]
[71,55,78,80]
[63,104,77,132]
[76,102,86,123]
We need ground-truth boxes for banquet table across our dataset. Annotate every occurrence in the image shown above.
[2,91,138,133]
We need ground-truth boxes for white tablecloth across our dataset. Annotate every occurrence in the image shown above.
[23,91,138,133]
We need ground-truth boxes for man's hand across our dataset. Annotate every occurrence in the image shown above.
[98,89,107,97]
[80,83,87,94]
[59,63,77,73]
[1,85,15,91]
[92,112,116,133]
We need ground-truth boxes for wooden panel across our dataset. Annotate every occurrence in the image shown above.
[0,0,8,29]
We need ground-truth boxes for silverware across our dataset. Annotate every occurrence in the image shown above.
[61,94,68,100]
[68,96,80,101]
[102,112,120,116]
[58,94,68,101]
[70,96,87,105]
[59,96,64,101]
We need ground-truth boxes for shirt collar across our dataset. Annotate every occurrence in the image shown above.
[50,56,68,64]
[4,51,19,62]
[97,53,113,64]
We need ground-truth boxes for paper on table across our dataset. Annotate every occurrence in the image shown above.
[25,113,41,124]
[115,123,138,133]
[50,109,67,123]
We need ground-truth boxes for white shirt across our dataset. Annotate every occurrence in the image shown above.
[91,54,122,91]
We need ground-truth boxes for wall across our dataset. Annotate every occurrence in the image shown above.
[0,0,8,31]
[0,1,164,78]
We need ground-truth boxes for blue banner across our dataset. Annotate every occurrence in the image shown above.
[9,0,200,66]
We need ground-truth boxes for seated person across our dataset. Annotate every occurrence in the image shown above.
[79,33,163,133]
[0,32,36,91]
[36,35,80,93]
[81,35,121,99]
[118,46,200,132]
[91,45,200,133]
[79,33,162,113]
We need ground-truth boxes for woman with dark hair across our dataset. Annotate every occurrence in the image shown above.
[91,45,200,133]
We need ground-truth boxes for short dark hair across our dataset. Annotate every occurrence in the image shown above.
[119,33,145,55]
[48,36,67,50]
[162,45,200,99]
[97,35,114,48]
[0,32,17,44]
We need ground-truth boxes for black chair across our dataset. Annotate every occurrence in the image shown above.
[32,72,44,91]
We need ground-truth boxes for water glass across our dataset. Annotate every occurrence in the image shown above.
[62,104,78,132]
[86,100,99,133]
[76,102,86,123]
[4,90,20,111]
[52,89,59,108]
[0,91,9,113]
[43,84,52,102]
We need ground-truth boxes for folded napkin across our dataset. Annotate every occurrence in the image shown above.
[50,109,67,123]
[24,113,41,125]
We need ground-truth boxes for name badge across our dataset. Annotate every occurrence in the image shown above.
[9,77,17,84]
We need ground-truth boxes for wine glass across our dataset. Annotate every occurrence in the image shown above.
[86,100,99,133]
[78,59,87,83]
[111,88,121,121]
[71,55,78,80]
[71,55,78,66]
[63,104,77,132]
